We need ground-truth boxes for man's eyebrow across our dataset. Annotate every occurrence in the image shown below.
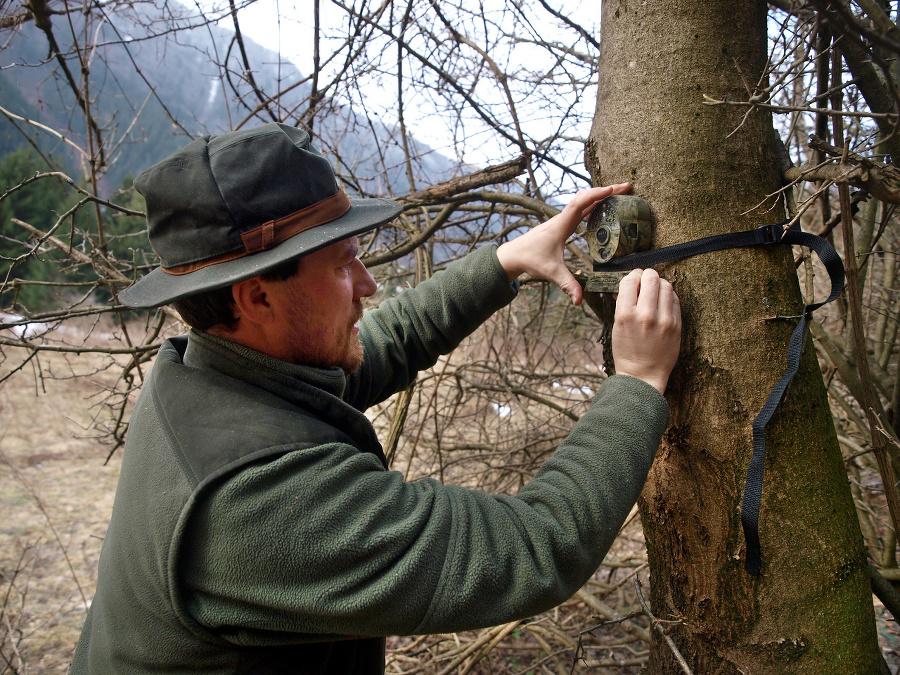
[342,237,360,258]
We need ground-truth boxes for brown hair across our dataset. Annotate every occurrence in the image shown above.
[171,256,302,332]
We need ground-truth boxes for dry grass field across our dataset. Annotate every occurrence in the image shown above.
[1,344,122,673]
[2,326,900,673]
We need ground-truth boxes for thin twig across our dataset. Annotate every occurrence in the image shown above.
[634,578,693,675]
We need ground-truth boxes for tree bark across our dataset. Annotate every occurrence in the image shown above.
[586,1,881,672]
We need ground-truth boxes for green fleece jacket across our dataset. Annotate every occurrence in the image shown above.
[71,245,669,674]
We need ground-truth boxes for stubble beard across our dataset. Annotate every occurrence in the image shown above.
[340,304,365,374]
[285,290,365,374]
[341,335,364,374]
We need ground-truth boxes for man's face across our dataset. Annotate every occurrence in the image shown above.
[270,236,377,372]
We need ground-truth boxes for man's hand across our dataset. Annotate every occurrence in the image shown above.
[612,269,682,394]
[496,183,631,306]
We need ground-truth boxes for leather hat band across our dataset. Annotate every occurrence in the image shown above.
[162,189,352,276]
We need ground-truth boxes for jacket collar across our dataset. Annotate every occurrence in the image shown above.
[186,329,348,399]
[179,330,386,467]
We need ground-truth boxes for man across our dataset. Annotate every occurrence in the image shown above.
[72,123,681,673]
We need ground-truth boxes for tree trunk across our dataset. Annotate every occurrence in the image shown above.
[586,1,882,672]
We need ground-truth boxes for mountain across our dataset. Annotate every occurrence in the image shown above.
[0,5,454,194]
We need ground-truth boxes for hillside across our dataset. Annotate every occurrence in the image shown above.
[0,3,453,194]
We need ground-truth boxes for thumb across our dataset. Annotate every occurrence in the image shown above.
[552,266,583,306]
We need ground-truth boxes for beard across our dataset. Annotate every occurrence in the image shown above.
[338,305,365,374]
[284,287,365,374]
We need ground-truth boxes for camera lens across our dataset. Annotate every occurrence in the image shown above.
[595,228,610,246]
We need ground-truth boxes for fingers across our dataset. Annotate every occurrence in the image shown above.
[614,268,642,316]
[615,268,669,317]
[543,183,632,247]
[611,268,682,394]
[575,182,631,220]
[656,275,681,331]
[635,268,661,313]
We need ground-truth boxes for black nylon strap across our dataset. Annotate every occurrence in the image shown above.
[593,220,845,575]
[593,221,789,272]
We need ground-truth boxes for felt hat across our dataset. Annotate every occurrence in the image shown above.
[117,123,402,308]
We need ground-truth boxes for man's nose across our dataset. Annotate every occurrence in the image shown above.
[353,258,377,299]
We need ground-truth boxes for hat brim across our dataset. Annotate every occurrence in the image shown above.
[118,198,402,309]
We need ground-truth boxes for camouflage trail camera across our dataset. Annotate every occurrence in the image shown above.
[584,195,654,293]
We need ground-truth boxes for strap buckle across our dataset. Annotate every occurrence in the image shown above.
[757,222,785,245]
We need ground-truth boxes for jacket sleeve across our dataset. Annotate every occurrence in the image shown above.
[343,244,518,410]
[180,375,668,644]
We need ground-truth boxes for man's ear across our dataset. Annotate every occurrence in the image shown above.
[231,277,275,326]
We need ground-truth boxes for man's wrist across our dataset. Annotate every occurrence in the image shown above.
[614,370,668,395]
[495,240,524,282]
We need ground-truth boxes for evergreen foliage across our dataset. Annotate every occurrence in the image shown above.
[0,147,74,310]
[0,150,151,311]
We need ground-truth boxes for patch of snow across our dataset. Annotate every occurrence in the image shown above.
[0,312,49,339]
[492,402,512,418]
[551,380,593,397]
